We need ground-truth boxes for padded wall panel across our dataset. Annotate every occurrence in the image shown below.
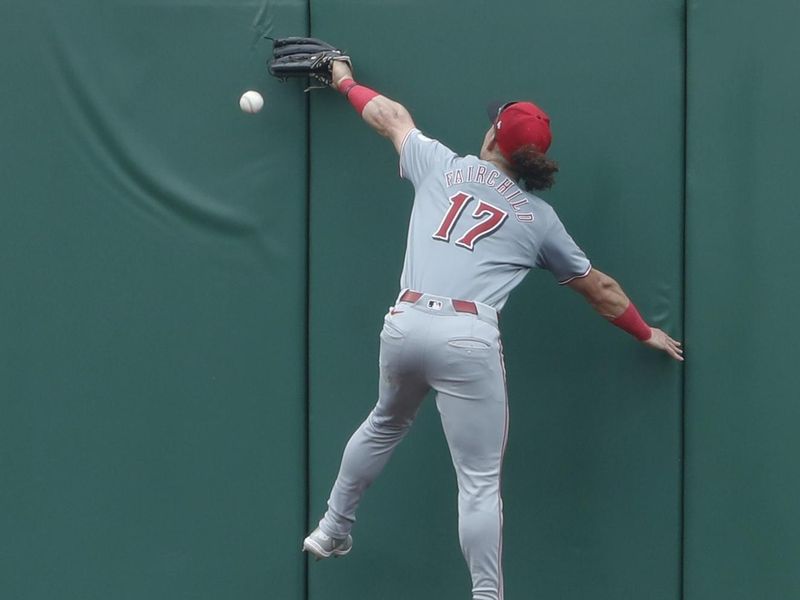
[684,2,800,598]
[0,2,307,599]
[308,2,684,599]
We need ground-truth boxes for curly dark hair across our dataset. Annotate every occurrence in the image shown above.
[510,145,559,191]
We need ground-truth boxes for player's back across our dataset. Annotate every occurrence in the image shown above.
[398,129,589,311]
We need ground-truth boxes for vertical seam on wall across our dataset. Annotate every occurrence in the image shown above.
[680,1,689,599]
[303,107,311,600]
[303,5,312,600]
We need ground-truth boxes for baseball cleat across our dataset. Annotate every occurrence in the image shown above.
[302,527,353,561]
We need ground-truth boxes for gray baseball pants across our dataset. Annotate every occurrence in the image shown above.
[318,292,509,600]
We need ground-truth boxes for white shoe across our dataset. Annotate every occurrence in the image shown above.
[302,527,353,560]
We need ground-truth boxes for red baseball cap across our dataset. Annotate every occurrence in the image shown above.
[486,100,552,157]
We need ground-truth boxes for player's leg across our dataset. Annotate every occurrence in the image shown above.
[317,311,429,540]
[430,319,508,600]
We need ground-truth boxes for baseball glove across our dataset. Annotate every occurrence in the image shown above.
[268,37,352,88]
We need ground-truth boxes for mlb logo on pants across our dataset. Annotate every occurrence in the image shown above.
[427,299,443,310]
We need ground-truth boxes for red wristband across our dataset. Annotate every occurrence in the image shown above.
[337,78,379,115]
[338,78,358,95]
[612,302,652,341]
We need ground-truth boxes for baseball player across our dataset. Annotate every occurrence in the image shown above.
[274,45,683,600]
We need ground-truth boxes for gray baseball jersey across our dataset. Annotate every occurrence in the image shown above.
[398,128,591,310]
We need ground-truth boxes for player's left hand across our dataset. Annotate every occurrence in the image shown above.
[331,59,353,90]
[643,328,684,361]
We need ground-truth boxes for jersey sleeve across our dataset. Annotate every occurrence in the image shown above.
[535,216,592,284]
[399,128,457,186]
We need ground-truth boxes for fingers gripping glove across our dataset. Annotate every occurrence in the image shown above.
[268,37,352,88]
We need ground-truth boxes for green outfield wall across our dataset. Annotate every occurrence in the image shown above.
[684,1,800,598]
[0,1,797,600]
[307,1,683,599]
[0,2,308,599]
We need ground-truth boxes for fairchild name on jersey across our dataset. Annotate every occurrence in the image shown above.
[443,166,534,222]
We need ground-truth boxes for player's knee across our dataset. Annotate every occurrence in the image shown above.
[366,412,414,437]
[458,480,501,511]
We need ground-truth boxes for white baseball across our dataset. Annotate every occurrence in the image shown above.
[239,90,264,114]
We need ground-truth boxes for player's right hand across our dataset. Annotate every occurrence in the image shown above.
[643,328,684,361]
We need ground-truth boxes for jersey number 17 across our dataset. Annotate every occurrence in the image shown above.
[432,192,508,251]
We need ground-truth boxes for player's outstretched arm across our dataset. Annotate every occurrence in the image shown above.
[567,268,684,361]
[330,60,415,154]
